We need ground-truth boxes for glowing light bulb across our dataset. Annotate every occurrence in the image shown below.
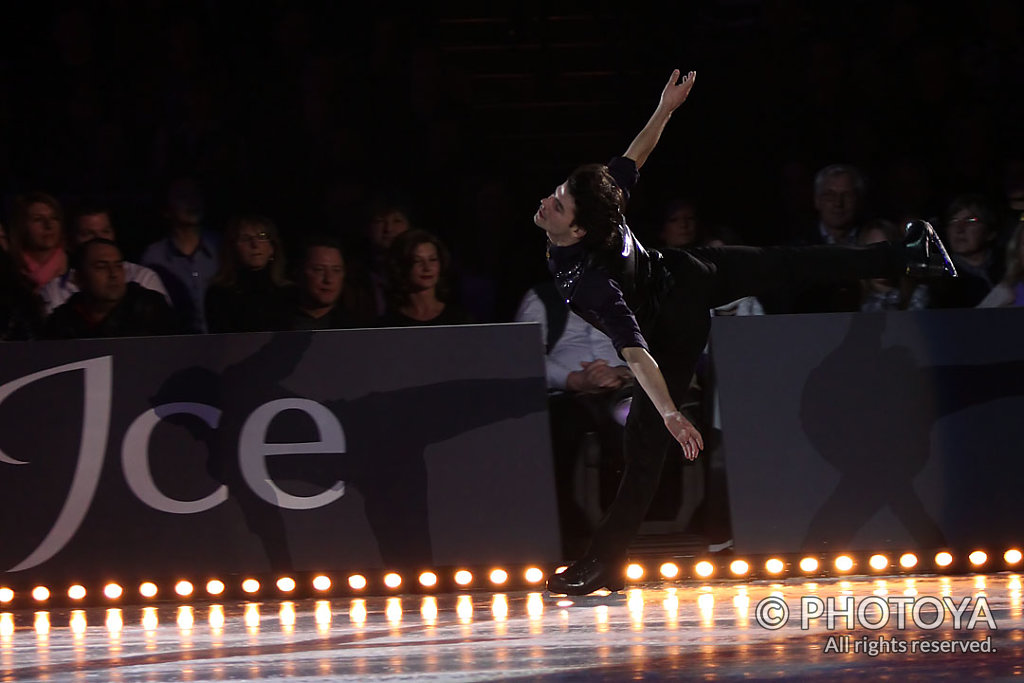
[730,560,750,576]
[799,557,819,573]
[869,554,889,570]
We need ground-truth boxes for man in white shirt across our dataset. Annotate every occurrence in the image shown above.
[515,280,634,555]
[39,205,169,315]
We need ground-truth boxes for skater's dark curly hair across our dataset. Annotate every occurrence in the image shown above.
[566,163,625,251]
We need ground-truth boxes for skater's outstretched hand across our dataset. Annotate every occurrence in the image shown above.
[624,69,696,169]
[663,410,704,461]
[657,69,696,116]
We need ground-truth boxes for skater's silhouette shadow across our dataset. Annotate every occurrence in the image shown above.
[152,331,546,570]
[800,313,1024,551]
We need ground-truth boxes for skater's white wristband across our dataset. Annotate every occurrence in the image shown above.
[661,410,682,420]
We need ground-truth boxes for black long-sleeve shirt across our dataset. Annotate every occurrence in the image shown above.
[546,156,658,358]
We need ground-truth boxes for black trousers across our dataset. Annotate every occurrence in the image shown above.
[584,242,906,563]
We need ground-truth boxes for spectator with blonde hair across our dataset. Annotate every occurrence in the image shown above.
[204,214,296,333]
[8,191,67,292]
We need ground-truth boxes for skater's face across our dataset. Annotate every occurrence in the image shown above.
[815,173,859,231]
[535,182,585,246]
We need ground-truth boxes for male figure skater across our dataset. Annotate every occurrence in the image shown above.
[537,69,956,595]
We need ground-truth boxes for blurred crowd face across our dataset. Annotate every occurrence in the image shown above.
[75,212,115,244]
[25,201,63,251]
[302,246,344,308]
[815,173,859,232]
[660,203,699,247]
[859,225,895,292]
[235,222,274,270]
[946,208,992,258]
[78,242,126,303]
[370,209,410,250]
[408,241,440,292]
[165,180,204,227]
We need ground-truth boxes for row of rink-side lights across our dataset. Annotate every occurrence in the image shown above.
[629,548,1023,582]
[2,550,1021,606]
[0,567,551,605]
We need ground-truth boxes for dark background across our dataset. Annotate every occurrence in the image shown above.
[2,1,1022,320]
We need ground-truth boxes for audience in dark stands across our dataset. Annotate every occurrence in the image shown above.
[42,239,179,339]
[40,202,169,315]
[7,192,68,294]
[289,234,363,330]
[928,193,1004,309]
[378,229,473,327]
[140,178,220,333]
[204,214,295,334]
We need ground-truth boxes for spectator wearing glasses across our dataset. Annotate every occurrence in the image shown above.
[204,214,296,333]
[929,193,1003,308]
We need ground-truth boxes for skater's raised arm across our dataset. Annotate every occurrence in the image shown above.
[621,346,704,460]
[622,69,695,170]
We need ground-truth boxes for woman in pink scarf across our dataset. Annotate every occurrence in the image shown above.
[9,192,68,291]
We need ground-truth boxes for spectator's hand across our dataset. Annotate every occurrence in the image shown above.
[580,359,631,391]
[658,69,696,115]
[662,410,703,461]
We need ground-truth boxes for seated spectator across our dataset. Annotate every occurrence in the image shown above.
[205,214,296,333]
[378,229,473,327]
[1,246,44,340]
[656,197,705,249]
[42,239,179,339]
[764,164,867,313]
[929,193,1003,308]
[8,192,68,293]
[289,234,364,330]
[515,279,633,555]
[140,177,220,333]
[39,203,169,315]
[340,193,417,322]
[857,218,929,311]
[978,218,1024,308]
